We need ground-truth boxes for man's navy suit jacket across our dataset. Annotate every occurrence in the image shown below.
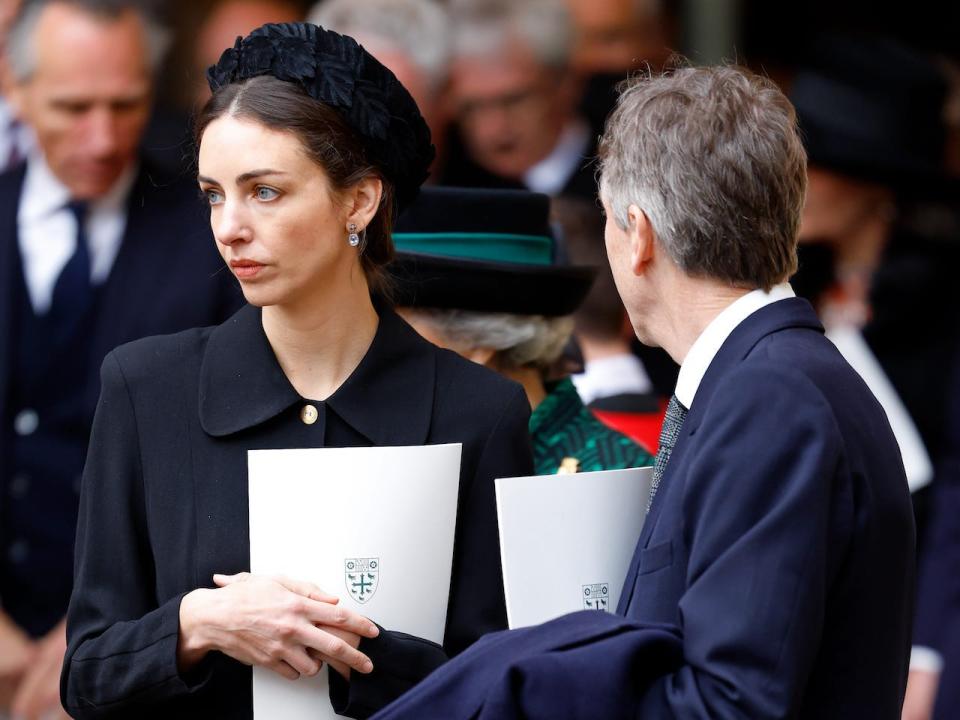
[373,297,917,720]
[0,161,241,633]
[0,162,241,462]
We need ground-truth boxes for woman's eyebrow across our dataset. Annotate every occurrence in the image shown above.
[197,169,288,186]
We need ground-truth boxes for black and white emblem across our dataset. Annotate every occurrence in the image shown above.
[345,558,379,604]
[582,582,609,611]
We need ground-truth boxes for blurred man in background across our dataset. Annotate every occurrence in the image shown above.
[442,0,595,199]
[308,0,451,173]
[0,1,239,716]
[192,0,301,106]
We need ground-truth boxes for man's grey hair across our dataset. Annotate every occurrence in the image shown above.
[406,308,574,370]
[598,64,807,291]
[6,0,171,82]
[449,0,573,71]
[308,0,450,90]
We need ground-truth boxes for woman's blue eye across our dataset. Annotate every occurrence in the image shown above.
[256,186,279,201]
[205,189,224,205]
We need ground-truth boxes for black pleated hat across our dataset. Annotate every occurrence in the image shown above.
[789,34,948,188]
[389,187,596,316]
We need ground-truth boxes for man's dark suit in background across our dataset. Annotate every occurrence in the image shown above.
[0,162,239,638]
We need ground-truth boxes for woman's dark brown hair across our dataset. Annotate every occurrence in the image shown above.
[195,75,396,294]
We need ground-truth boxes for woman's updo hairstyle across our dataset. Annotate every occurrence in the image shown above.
[195,22,435,293]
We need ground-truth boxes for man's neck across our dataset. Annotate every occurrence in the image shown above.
[657,278,753,366]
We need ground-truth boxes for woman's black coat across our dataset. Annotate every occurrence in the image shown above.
[61,304,533,719]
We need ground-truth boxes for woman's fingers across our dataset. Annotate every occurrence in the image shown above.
[300,625,374,674]
[279,645,324,678]
[268,659,302,681]
[273,576,340,604]
[299,598,379,638]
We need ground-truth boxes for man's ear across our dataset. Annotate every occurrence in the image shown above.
[627,204,655,276]
[344,175,383,231]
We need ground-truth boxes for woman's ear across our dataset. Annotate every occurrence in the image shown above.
[344,176,383,231]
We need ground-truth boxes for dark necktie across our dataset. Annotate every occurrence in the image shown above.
[647,394,688,512]
[48,201,93,340]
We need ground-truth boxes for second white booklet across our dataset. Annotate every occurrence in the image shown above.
[248,443,463,720]
[496,466,653,629]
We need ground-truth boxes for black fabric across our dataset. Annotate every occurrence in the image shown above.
[388,253,596,317]
[207,22,434,210]
[62,305,534,718]
[790,34,948,188]
[0,161,242,640]
[394,185,553,239]
[389,186,596,317]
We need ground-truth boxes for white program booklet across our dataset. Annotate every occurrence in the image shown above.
[248,443,462,720]
[496,466,653,629]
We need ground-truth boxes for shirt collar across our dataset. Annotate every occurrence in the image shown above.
[523,118,591,196]
[18,150,138,223]
[199,303,437,445]
[675,282,796,408]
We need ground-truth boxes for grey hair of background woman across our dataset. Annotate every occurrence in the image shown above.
[6,0,171,82]
[598,64,807,291]
[407,308,575,370]
[448,0,573,71]
[308,0,451,91]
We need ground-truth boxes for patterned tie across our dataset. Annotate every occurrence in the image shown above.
[48,201,93,341]
[647,394,688,512]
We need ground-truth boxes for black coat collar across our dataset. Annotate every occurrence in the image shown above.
[199,303,436,445]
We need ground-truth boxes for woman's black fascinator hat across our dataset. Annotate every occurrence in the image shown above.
[207,22,435,209]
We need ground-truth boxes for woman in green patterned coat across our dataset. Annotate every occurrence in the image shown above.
[390,186,653,475]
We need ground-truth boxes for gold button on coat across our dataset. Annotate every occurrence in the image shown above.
[300,404,319,425]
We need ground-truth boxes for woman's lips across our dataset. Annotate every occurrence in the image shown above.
[230,259,266,279]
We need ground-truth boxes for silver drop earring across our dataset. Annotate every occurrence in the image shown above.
[348,223,361,247]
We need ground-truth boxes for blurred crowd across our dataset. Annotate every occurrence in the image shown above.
[0,0,959,718]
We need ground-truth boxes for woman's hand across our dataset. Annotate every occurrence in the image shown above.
[178,573,379,681]
[311,626,364,681]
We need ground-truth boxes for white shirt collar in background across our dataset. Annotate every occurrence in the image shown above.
[523,118,591,196]
[674,283,795,409]
[573,353,654,405]
[17,150,137,314]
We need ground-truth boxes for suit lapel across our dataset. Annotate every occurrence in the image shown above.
[618,298,824,612]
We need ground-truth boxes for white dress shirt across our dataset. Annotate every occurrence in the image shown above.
[17,151,135,315]
[572,353,654,405]
[523,118,591,196]
[674,283,796,409]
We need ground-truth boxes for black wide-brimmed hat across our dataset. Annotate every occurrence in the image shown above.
[789,34,948,188]
[389,187,596,317]
[206,22,435,209]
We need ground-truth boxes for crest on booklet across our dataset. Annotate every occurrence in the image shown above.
[582,582,609,611]
[345,558,379,604]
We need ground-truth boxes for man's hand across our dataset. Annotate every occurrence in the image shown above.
[902,668,941,720]
[9,618,70,720]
